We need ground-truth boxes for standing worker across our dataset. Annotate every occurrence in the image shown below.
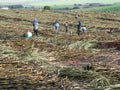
[53,21,59,34]
[33,18,39,36]
[77,20,82,36]
[64,22,69,34]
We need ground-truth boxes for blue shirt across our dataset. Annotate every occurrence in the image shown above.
[33,18,38,25]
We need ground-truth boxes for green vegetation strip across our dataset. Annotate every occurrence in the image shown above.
[89,5,120,12]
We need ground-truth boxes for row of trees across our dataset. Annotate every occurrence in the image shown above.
[0,4,79,10]
[43,6,80,10]
[8,5,23,9]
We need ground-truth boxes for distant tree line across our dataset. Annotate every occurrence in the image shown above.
[8,5,23,9]
[74,4,82,6]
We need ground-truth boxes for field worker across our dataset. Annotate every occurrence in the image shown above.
[24,31,32,38]
[64,22,69,34]
[33,18,38,26]
[32,18,39,36]
[81,27,87,33]
[53,21,59,34]
[77,20,82,36]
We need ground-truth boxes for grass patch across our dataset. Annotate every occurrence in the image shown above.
[59,67,112,89]
[89,5,120,12]
[59,67,95,82]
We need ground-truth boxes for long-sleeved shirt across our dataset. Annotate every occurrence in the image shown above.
[33,23,39,30]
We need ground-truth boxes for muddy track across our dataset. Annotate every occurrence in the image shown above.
[98,41,120,50]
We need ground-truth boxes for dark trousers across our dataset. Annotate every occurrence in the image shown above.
[65,26,68,33]
[77,25,81,36]
[34,30,38,36]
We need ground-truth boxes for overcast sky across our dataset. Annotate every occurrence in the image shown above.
[0,0,120,5]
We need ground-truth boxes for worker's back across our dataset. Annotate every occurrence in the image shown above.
[81,27,87,32]
[34,23,39,30]
[24,31,32,38]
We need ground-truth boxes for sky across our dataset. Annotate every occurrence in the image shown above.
[0,0,120,5]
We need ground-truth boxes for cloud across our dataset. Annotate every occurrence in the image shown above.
[0,0,119,4]
[0,0,33,3]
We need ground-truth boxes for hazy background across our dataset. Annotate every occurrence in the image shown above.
[0,0,120,5]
